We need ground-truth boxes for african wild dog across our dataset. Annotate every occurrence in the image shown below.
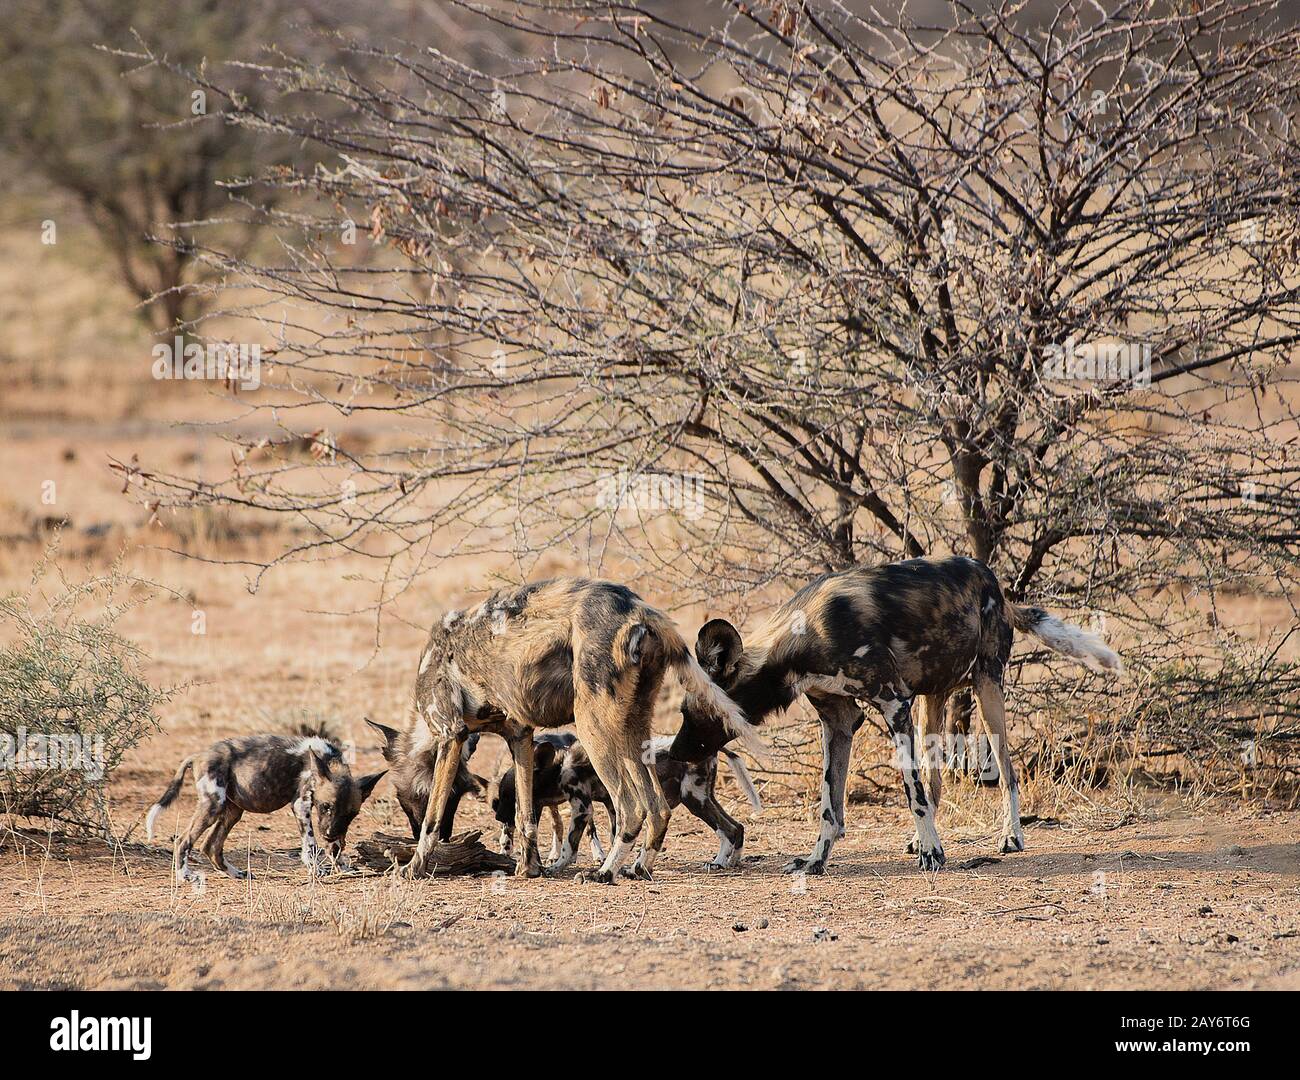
[370,721,574,860]
[491,733,763,873]
[669,556,1122,873]
[365,719,485,839]
[145,735,385,881]
[401,578,760,883]
[487,732,584,864]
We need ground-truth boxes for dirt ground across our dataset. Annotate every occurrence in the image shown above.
[2,773,1299,990]
[2,428,1299,992]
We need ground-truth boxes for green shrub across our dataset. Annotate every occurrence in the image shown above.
[0,550,173,830]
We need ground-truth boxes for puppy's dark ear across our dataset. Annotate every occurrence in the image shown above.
[696,619,743,682]
[356,771,386,802]
[311,750,333,781]
[364,717,401,763]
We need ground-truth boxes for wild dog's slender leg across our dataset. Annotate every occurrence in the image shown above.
[573,713,642,884]
[908,691,949,854]
[620,752,670,880]
[783,693,857,875]
[680,771,745,870]
[204,802,249,879]
[174,773,225,883]
[546,804,564,863]
[880,694,945,870]
[438,784,464,840]
[293,786,322,872]
[508,731,542,877]
[973,674,1024,853]
[548,796,588,872]
[589,799,614,863]
[406,733,467,878]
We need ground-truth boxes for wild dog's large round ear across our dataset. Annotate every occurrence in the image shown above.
[356,771,386,801]
[364,717,401,762]
[310,750,333,781]
[696,619,743,681]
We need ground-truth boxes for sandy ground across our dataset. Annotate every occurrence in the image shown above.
[0,425,1298,992]
[2,778,1298,990]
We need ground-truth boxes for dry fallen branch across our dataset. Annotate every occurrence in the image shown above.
[353,829,515,877]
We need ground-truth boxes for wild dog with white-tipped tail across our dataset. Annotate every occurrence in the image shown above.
[145,734,385,882]
[669,556,1122,873]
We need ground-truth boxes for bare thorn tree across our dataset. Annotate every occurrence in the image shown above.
[130,0,1300,794]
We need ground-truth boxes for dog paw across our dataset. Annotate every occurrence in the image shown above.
[619,863,652,881]
[782,856,826,876]
[917,846,946,871]
[998,833,1025,854]
[905,837,918,854]
[575,868,616,885]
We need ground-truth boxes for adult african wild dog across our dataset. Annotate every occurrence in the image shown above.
[669,556,1121,873]
[490,733,763,873]
[145,734,385,881]
[402,578,759,882]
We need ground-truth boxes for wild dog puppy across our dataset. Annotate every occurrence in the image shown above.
[373,724,572,860]
[402,578,758,883]
[492,734,763,874]
[487,732,584,865]
[145,735,385,881]
[669,556,1121,873]
[365,719,485,839]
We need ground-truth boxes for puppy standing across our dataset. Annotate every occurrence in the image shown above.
[146,734,385,881]
[491,734,763,875]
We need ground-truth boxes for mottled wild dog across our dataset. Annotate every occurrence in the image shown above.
[669,556,1122,873]
[402,578,759,883]
[365,719,485,839]
[491,733,762,874]
[487,732,582,865]
[146,734,386,881]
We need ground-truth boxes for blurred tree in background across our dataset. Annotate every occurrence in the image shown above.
[0,0,365,334]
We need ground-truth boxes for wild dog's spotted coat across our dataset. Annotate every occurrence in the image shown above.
[490,733,762,875]
[400,578,757,883]
[670,556,1121,873]
[145,735,385,881]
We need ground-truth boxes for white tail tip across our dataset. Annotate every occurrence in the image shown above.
[145,803,162,842]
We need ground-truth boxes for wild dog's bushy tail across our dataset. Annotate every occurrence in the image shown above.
[628,610,769,761]
[145,755,193,840]
[1007,602,1123,675]
[720,749,762,811]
